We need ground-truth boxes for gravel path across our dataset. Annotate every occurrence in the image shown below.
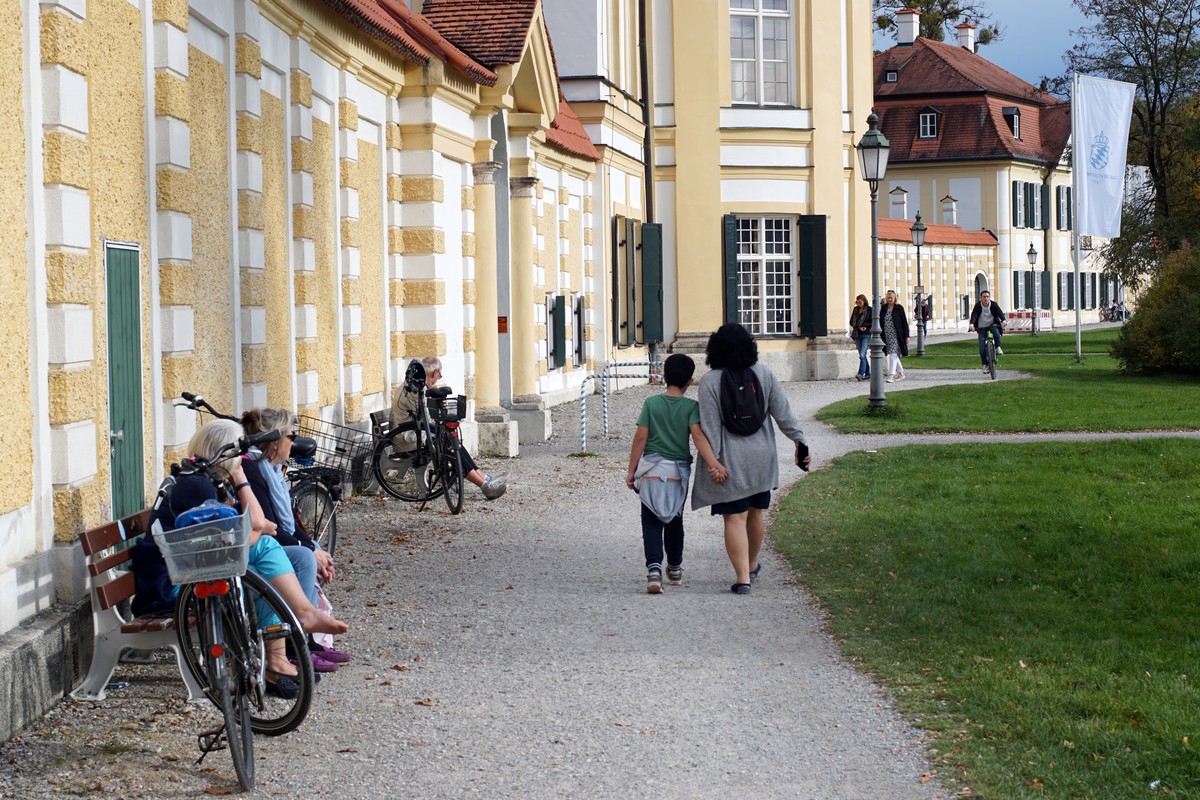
[4,364,1193,799]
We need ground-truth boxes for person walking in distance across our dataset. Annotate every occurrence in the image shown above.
[849,294,872,381]
[626,354,727,594]
[881,290,910,383]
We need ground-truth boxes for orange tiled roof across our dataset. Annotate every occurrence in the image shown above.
[878,217,997,247]
[421,0,539,67]
[546,99,600,161]
[377,0,498,85]
[874,37,1071,165]
[321,0,431,67]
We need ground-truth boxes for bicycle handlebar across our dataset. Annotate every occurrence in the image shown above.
[176,392,240,422]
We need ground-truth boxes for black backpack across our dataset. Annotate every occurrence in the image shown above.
[719,367,767,436]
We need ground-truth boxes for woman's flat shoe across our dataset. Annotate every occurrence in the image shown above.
[730,583,751,595]
[749,563,762,583]
[265,673,300,699]
[311,643,352,663]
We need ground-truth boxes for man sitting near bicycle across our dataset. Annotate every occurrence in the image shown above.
[968,290,1007,373]
[390,356,507,500]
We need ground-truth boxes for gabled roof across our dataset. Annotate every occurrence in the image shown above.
[421,0,540,68]
[874,37,1071,166]
[546,99,601,161]
[322,0,498,85]
[878,217,997,247]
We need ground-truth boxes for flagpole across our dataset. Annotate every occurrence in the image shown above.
[1071,71,1083,363]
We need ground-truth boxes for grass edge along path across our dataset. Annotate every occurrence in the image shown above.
[773,438,1200,799]
[817,330,1200,434]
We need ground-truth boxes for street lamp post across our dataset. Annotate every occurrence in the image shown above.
[910,212,926,356]
[1027,242,1039,335]
[856,110,891,409]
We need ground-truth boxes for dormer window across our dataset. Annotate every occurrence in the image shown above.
[1003,107,1021,139]
[885,70,898,83]
[918,108,940,139]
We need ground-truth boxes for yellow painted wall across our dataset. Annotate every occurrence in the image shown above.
[189,47,234,411]
[357,138,384,398]
[89,0,150,519]
[311,117,338,408]
[261,90,293,409]
[0,0,31,513]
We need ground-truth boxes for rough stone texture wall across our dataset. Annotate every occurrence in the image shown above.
[0,1,31,514]
[188,47,234,412]
[311,117,338,409]
[358,139,384,399]
[261,91,293,408]
[88,0,149,527]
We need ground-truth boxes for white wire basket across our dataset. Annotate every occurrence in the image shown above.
[152,512,251,585]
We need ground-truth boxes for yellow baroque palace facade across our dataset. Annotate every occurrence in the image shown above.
[2,0,876,736]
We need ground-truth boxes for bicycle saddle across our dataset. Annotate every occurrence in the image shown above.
[291,435,317,459]
[427,385,453,399]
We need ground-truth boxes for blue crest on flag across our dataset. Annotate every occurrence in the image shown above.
[1089,131,1111,170]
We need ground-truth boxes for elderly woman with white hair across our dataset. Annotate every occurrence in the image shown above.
[389,355,506,500]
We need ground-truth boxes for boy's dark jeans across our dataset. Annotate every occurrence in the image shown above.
[641,504,684,571]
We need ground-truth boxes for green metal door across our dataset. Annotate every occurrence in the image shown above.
[106,244,145,518]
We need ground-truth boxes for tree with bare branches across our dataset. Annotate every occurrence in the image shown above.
[872,0,1003,47]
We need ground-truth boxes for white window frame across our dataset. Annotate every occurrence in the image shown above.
[730,0,792,106]
[918,111,938,139]
[735,215,795,336]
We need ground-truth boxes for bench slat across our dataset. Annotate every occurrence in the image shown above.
[88,548,134,578]
[79,520,124,557]
[95,571,136,611]
[121,509,152,538]
[120,616,176,634]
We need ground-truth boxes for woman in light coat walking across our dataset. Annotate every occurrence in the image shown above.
[692,324,810,594]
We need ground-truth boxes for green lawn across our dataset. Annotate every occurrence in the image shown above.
[780,330,1200,797]
[773,438,1200,799]
[818,329,1200,433]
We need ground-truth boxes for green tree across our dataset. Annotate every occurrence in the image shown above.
[1109,243,1200,374]
[873,0,1003,47]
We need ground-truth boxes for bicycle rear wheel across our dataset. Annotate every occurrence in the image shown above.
[442,434,464,515]
[176,572,314,736]
[292,478,337,556]
[373,427,443,501]
[200,596,254,790]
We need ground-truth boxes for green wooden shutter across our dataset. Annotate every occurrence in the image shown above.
[797,215,827,336]
[106,245,145,518]
[1067,187,1073,229]
[1068,272,1076,310]
[1012,181,1022,228]
[640,222,663,342]
[1041,185,1051,230]
[626,218,639,344]
[552,295,566,369]
[722,214,739,325]
[1041,271,1051,310]
[611,215,626,345]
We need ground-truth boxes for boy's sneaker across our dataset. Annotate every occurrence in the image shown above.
[480,476,507,500]
[646,570,663,594]
[666,566,683,585]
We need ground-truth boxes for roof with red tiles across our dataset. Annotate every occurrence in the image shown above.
[546,99,601,161]
[421,0,540,68]
[874,37,1071,165]
[878,217,997,246]
[322,0,432,67]
[377,0,498,85]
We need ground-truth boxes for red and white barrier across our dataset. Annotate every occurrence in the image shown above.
[1005,310,1051,333]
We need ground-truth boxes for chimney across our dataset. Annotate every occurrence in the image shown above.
[896,8,921,46]
[955,22,976,52]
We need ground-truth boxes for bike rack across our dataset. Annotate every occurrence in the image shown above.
[577,361,663,450]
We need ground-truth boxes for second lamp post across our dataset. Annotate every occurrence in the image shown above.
[910,212,926,356]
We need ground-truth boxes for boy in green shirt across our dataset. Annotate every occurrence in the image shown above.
[626,354,727,593]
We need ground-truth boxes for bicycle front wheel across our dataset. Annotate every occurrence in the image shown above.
[199,595,254,790]
[442,434,464,515]
[176,572,314,736]
[292,478,337,556]
[373,427,443,501]
[218,655,255,791]
[987,339,997,380]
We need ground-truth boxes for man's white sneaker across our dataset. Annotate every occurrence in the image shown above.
[481,476,507,500]
[996,346,1004,355]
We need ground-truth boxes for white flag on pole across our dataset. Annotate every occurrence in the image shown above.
[1072,73,1137,238]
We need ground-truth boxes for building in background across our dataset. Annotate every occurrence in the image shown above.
[872,9,1111,327]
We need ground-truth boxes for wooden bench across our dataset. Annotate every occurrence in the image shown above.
[70,508,206,702]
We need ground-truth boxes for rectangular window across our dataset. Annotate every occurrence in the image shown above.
[735,216,794,335]
[918,112,938,138]
[730,0,790,106]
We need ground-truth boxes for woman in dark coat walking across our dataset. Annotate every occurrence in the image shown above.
[881,290,909,382]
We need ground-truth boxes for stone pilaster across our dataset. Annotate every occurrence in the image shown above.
[290,56,317,409]
[389,147,446,364]
[338,98,363,421]
[235,9,267,411]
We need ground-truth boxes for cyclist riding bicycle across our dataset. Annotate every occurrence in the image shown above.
[968,290,1007,373]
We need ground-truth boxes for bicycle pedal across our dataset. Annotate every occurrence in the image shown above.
[196,726,228,763]
[260,623,293,640]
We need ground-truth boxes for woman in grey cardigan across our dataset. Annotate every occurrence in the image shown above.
[692,324,810,594]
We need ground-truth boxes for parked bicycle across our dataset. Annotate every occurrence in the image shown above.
[176,393,345,557]
[1099,305,1125,323]
[371,363,466,514]
[152,431,314,790]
